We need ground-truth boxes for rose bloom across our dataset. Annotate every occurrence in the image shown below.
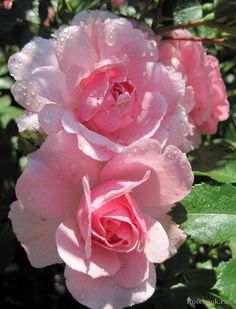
[0,0,14,9]
[9,132,193,308]
[112,0,125,8]
[9,10,195,160]
[158,29,229,144]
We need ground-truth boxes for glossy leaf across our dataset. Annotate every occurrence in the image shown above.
[173,0,202,24]
[170,183,236,245]
[191,144,236,183]
[216,258,236,305]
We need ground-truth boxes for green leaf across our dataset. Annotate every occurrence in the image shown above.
[18,129,46,155]
[173,0,203,25]
[13,0,40,24]
[0,106,23,128]
[170,183,236,245]
[191,144,236,183]
[0,64,8,76]
[0,76,13,89]
[0,106,23,117]
[223,37,236,50]
[0,95,11,110]
[229,236,236,257]
[216,258,236,306]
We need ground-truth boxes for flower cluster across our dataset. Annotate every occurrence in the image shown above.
[9,10,229,309]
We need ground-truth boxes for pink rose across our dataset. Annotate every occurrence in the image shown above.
[159,29,229,141]
[112,0,125,8]
[9,132,193,308]
[9,10,194,160]
[0,0,14,9]
[43,7,55,27]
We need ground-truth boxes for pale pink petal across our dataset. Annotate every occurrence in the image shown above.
[65,262,156,309]
[129,62,185,114]
[8,37,58,81]
[17,111,39,132]
[11,80,46,112]
[38,104,63,134]
[55,26,98,72]
[29,67,70,107]
[11,67,70,112]
[112,251,149,288]
[62,109,123,160]
[77,134,112,161]
[72,10,117,26]
[144,215,169,263]
[77,71,109,121]
[99,18,157,63]
[154,106,193,148]
[80,176,92,258]
[91,172,150,210]
[112,92,167,145]
[101,139,193,208]
[65,65,89,97]
[56,217,120,278]
[9,201,62,268]
[145,206,186,257]
[16,131,102,218]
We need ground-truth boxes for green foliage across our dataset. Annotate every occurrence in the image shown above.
[192,144,236,183]
[171,183,236,245]
[18,130,46,156]
[214,0,236,34]
[216,258,236,306]
[173,0,203,25]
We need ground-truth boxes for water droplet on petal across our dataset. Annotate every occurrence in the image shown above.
[44,115,51,124]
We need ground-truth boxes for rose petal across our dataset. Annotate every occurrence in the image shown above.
[72,10,117,26]
[145,206,186,257]
[56,217,120,278]
[65,262,156,309]
[38,104,63,134]
[101,139,193,208]
[91,171,150,210]
[9,201,62,268]
[55,25,98,72]
[144,215,169,263]
[112,251,149,288]
[8,37,58,81]
[112,91,167,145]
[16,131,102,218]
[62,109,123,160]
[17,111,39,132]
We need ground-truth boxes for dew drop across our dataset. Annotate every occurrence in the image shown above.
[44,115,51,124]
[148,40,157,58]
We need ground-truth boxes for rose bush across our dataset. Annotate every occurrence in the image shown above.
[159,29,229,144]
[9,10,196,160]
[9,131,193,308]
